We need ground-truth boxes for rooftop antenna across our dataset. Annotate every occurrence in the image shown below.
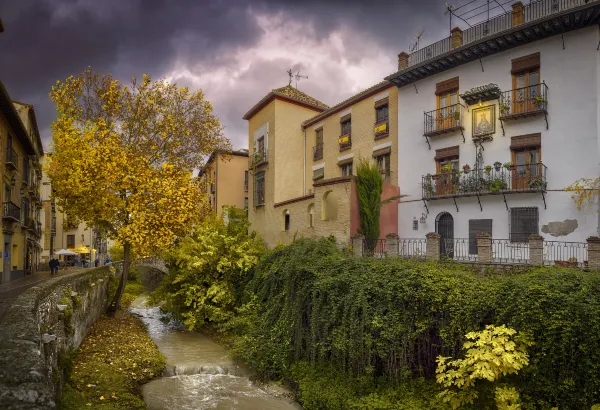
[415,30,425,50]
[287,69,293,86]
[444,2,456,33]
[294,71,308,89]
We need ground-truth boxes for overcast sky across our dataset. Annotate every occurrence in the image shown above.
[0,0,460,150]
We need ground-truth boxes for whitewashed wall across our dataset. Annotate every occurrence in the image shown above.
[397,26,600,242]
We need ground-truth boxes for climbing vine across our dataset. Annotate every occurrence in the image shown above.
[229,239,600,409]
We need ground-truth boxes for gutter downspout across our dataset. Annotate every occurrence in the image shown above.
[303,127,306,195]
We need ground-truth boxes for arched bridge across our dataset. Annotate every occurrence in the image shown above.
[133,257,168,274]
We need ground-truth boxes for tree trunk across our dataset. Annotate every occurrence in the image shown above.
[107,242,131,317]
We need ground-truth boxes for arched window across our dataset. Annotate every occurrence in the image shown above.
[283,209,290,231]
[321,190,338,221]
[307,204,314,227]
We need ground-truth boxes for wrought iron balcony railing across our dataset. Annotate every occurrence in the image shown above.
[499,83,548,119]
[313,143,323,161]
[25,216,35,231]
[422,162,547,200]
[6,148,18,170]
[408,0,596,67]
[424,103,465,137]
[252,147,267,167]
[2,201,21,222]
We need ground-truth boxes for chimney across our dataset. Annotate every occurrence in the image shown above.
[450,27,463,49]
[398,52,409,70]
[512,1,524,26]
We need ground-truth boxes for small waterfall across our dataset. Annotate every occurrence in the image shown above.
[131,295,300,410]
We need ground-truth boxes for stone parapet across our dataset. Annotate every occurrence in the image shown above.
[476,232,492,264]
[0,264,121,409]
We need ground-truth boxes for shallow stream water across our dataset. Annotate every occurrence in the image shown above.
[130,296,301,410]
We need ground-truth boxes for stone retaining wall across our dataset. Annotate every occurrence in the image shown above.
[0,263,122,409]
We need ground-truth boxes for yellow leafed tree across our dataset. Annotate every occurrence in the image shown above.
[47,68,230,313]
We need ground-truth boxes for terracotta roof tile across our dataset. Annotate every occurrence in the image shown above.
[243,85,328,120]
[271,85,329,110]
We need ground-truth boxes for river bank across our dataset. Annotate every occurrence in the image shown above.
[59,279,165,409]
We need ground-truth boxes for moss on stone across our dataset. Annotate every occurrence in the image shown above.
[60,280,163,410]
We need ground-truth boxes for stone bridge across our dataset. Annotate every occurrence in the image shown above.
[133,257,168,274]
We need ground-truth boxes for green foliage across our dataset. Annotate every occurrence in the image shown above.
[230,239,600,410]
[436,325,534,409]
[355,158,383,242]
[153,211,264,330]
[291,362,447,410]
[60,310,165,409]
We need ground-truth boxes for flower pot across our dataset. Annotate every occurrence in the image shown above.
[555,260,578,268]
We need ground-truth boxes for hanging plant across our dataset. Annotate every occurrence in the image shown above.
[462,164,471,174]
[484,165,492,176]
[494,161,502,171]
[503,161,513,170]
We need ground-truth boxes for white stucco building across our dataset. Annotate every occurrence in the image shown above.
[386,0,600,259]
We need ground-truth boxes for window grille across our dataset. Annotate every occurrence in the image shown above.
[510,207,538,242]
[254,171,265,207]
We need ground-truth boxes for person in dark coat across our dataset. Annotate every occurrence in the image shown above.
[49,258,59,276]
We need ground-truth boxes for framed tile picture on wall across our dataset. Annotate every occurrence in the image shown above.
[472,105,495,138]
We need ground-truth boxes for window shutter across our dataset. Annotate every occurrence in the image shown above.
[469,219,492,254]
[435,77,459,95]
[511,53,540,74]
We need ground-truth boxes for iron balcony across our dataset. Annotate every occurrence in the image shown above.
[422,162,548,200]
[5,148,18,171]
[2,201,21,222]
[424,103,466,137]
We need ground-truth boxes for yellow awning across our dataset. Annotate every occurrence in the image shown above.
[75,246,95,254]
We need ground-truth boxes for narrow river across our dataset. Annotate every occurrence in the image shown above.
[130,296,301,410]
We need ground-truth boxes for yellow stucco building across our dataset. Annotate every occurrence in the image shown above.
[0,82,44,283]
[199,149,249,214]
[243,83,399,247]
[40,154,110,266]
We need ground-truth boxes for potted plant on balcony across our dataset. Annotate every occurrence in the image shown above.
[489,178,508,192]
[528,177,547,190]
[493,161,502,172]
[533,96,548,109]
[484,165,492,176]
[462,164,471,174]
[503,161,514,171]
[499,103,509,116]
[441,164,452,173]
[423,174,434,197]
[453,110,460,126]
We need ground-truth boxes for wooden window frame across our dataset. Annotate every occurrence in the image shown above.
[512,68,541,114]
[340,162,353,177]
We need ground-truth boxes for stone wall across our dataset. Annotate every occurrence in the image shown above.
[0,264,121,409]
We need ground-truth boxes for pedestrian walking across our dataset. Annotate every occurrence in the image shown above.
[49,258,59,276]
[94,258,99,268]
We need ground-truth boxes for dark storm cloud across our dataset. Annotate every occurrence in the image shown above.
[0,0,451,147]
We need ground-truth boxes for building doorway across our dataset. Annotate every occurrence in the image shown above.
[436,212,454,258]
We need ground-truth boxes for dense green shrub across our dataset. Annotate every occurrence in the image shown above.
[230,238,600,409]
[152,209,264,330]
